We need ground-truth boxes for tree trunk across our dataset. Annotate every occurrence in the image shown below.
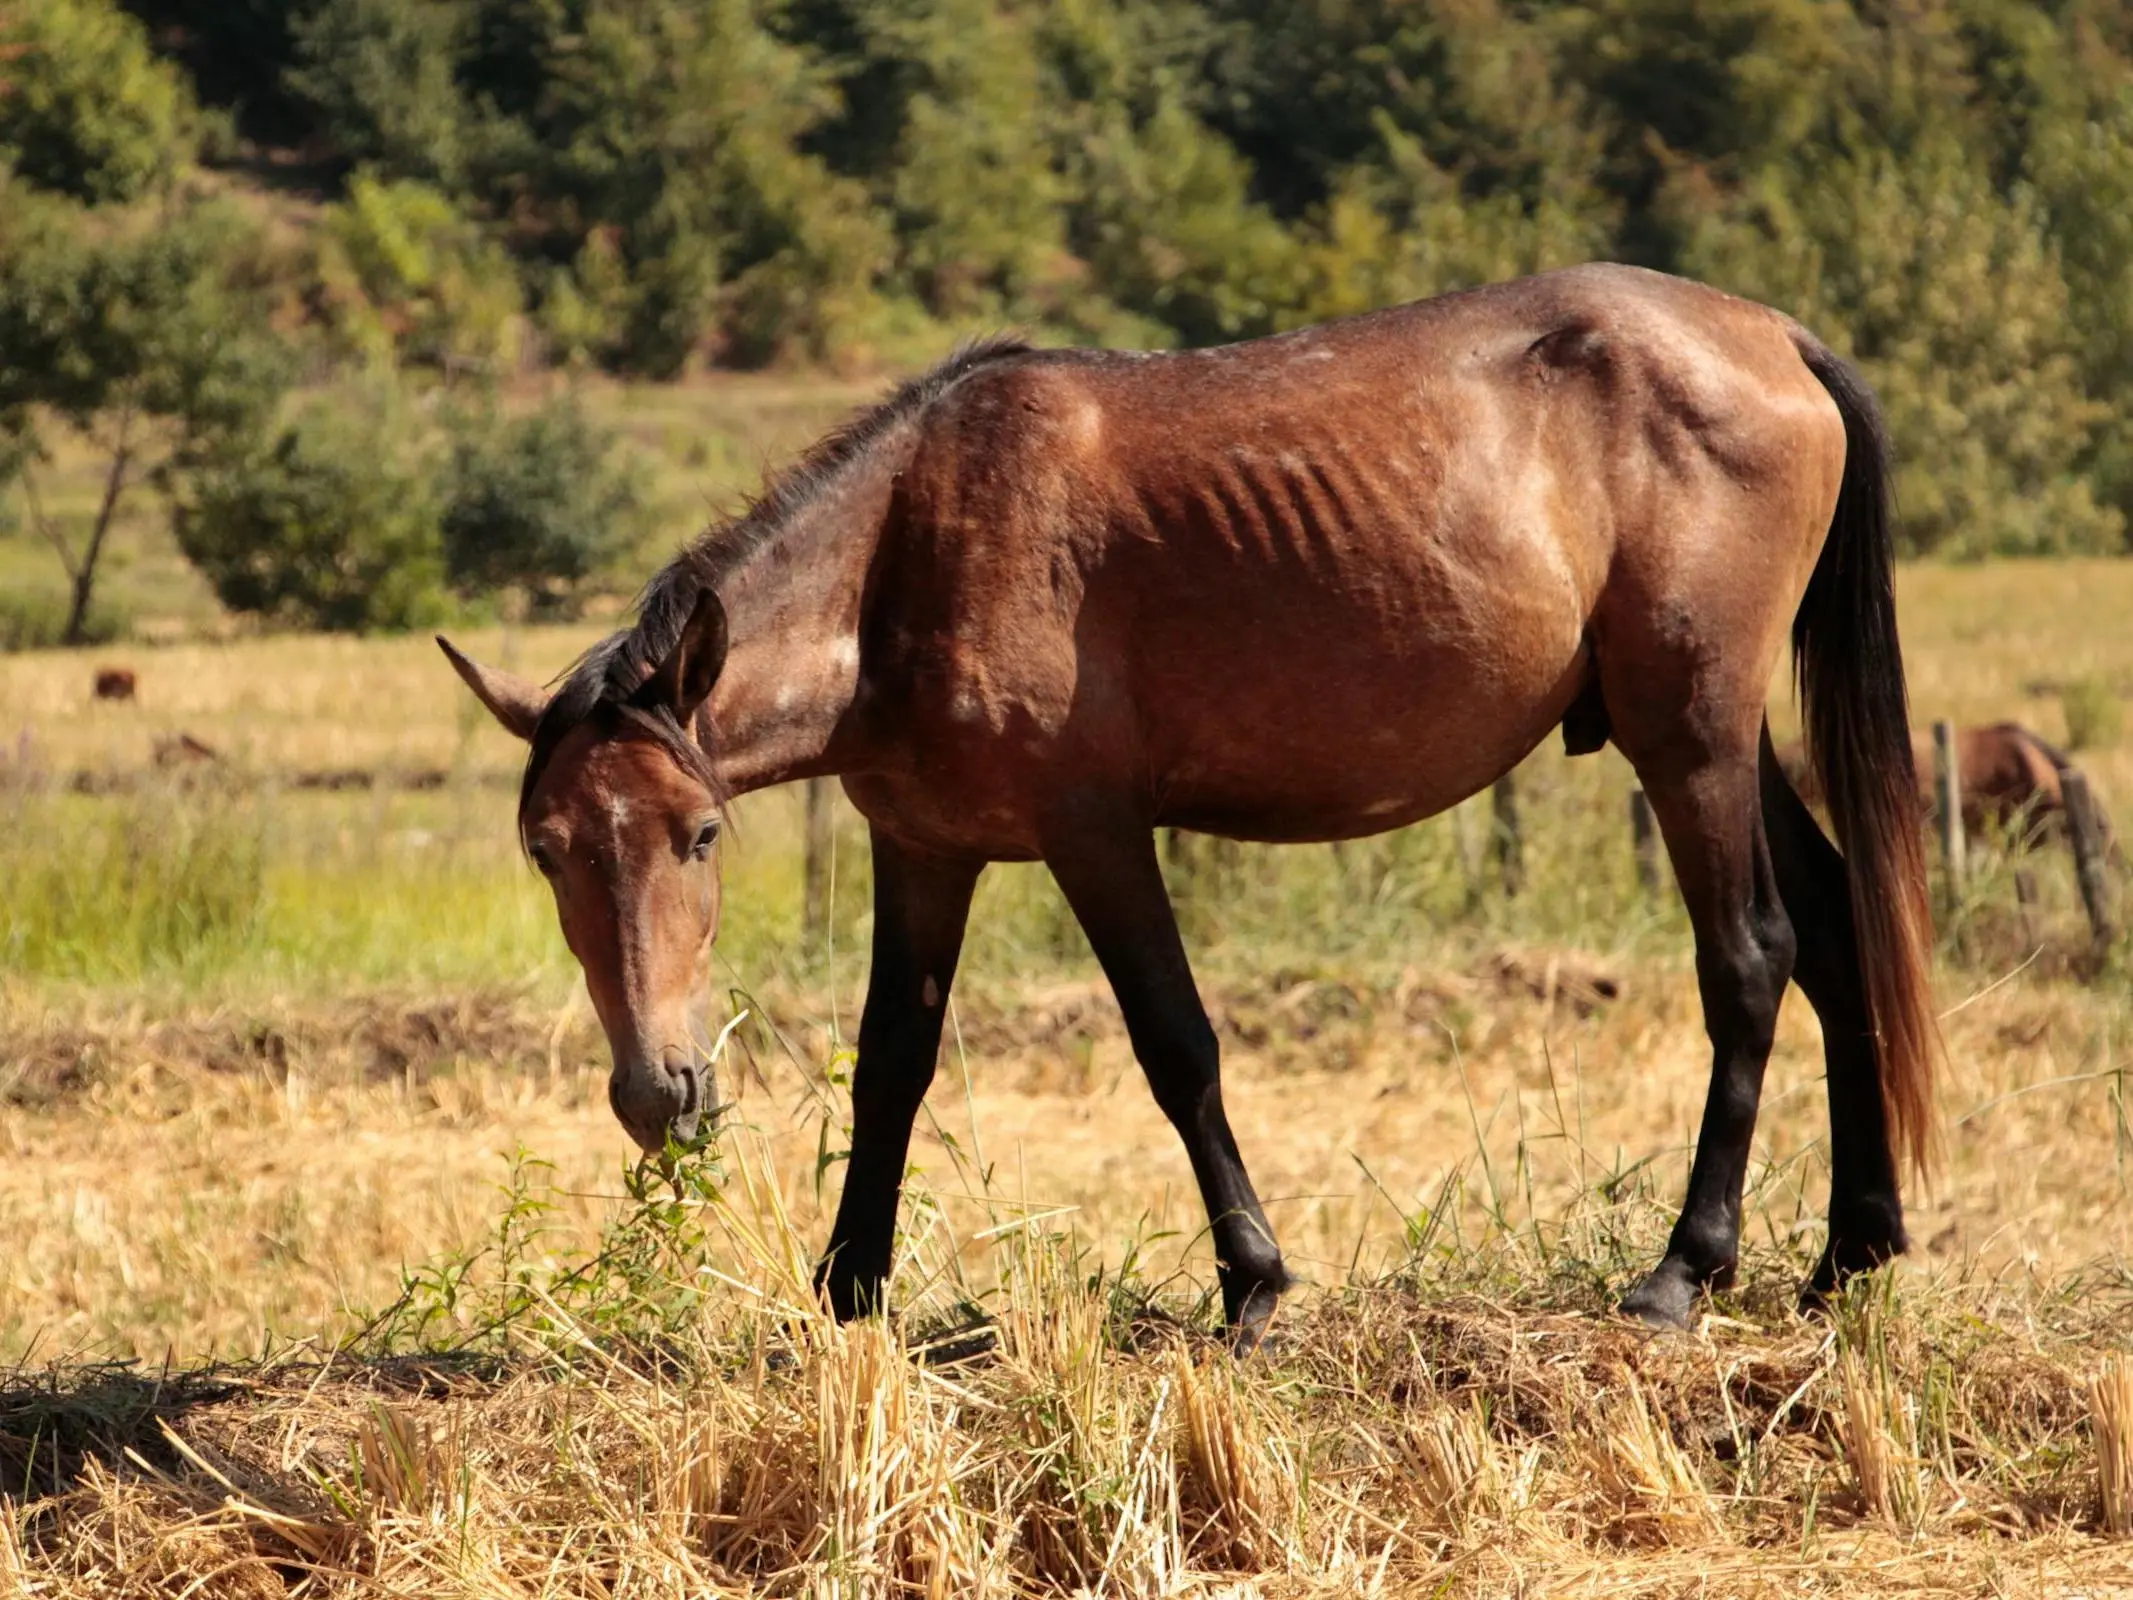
[61,416,132,648]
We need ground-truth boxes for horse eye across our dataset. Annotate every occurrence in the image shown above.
[690,819,721,861]
[528,841,559,877]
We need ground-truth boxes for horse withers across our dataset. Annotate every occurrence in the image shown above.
[442,263,1937,1342]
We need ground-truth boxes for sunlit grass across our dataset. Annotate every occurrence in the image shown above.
[6,560,2133,1593]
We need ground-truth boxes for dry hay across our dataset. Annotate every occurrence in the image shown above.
[0,952,1621,1114]
[0,989,607,1111]
[7,934,2133,1592]
[5,1207,2133,1598]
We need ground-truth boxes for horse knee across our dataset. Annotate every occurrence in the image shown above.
[1126,1009,1223,1125]
[849,1026,939,1127]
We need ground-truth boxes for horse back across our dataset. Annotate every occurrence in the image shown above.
[856,265,1846,844]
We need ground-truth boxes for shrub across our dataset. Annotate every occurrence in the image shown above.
[441,398,639,615]
[175,390,448,632]
[314,174,524,375]
[286,0,474,185]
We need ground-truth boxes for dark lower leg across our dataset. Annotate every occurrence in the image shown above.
[1043,814,1288,1343]
[1156,1070,1290,1334]
[817,835,979,1320]
[1620,760,1794,1329]
[1761,741,1906,1304]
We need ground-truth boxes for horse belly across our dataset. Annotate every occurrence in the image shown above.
[1135,546,1591,842]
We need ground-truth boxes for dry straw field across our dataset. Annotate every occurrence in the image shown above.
[7,562,2133,1595]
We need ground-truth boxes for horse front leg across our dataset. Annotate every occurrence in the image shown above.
[1041,800,1290,1348]
[816,830,980,1320]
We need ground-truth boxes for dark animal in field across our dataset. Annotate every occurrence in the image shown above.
[93,668,136,701]
[442,263,1937,1342]
[153,732,220,768]
[1779,722,2115,854]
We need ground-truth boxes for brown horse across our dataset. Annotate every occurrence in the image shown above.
[441,263,1937,1340]
[1783,721,2115,854]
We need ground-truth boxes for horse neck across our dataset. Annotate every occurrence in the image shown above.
[700,442,899,796]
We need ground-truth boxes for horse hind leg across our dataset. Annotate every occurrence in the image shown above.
[1759,727,1907,1304]
[1616,734,1797,1329]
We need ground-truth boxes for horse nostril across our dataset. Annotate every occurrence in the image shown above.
[661,1048,706,1138]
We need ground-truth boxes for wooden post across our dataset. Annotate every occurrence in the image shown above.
[1492,772,1522,897]
[1629,788,1660,894]
[1933,719,1965,895]
[803,776,833,941]
[2064,768,2116,955]
[1452,802,1484,913]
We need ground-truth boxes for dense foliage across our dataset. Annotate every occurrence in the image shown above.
[173,386,451,631]
[6,0,2133,631]
[136,0,2133,555]
[0,0,196,202]
[174,389,641,629]
[439,398,642,612]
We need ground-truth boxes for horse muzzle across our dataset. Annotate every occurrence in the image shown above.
[608,1047,708,1153]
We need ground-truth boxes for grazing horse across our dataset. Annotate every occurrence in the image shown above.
[441,263,1937,1340]
[1785,721,2114,855]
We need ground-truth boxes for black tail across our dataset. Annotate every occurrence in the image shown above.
[1790,335,1940,1180]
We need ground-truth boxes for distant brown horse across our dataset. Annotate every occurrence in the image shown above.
[1781,721,2115,853]
[442,264,1937,1340]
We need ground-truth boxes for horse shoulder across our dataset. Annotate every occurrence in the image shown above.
[859,361,1107,738]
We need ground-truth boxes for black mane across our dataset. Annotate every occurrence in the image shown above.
[517,334,1033,826]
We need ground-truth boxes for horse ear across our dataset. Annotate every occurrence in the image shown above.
[642,588,729,720]
[437,636,548,742]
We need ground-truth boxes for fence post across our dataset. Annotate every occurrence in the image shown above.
[1451,801,1483,913]
[2064,768,2116,957]
[1492,772,1523,897]
[803,776,833,941]
[1933,719,1965,901]
[1629,788,1660,894]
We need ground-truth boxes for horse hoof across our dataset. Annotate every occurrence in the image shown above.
[1802,1226,1905,1315]
[1618,1265,1700,1331]
[1225,1282,1284,1355]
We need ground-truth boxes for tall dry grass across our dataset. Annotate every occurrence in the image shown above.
[4,1109,2132,1597]
[7,561,2133,1592]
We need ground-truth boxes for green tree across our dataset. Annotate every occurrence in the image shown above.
[797,0,1070,318]
[1675,136,2122,556]
[0,180,289,644]
[466,0,887,373]
[71,0,2133,561]
[1034,0,1300,344]
[0,0,195,202]
[176,386,448,631]
[287,0,476,185]
[441,397,639,613]
[2028,85,2133,525]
